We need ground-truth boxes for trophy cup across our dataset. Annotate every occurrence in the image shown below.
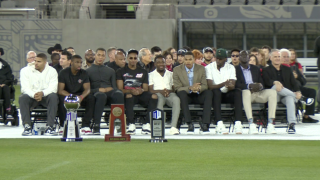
[149,109,167,143]
[61,94,82,142]
[105,104,130,142]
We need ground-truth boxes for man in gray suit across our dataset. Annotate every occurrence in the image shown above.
[173,51,213,134]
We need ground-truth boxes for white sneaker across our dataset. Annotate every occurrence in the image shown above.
[248,124,258,134]
[126,124,136,135]
[141,123,151,134]
[58,127,64,135]
[216,121,229,134]
[234,121,243,134]
[81,127,93,135]
[169,127,180,135]
[266,123,277,134]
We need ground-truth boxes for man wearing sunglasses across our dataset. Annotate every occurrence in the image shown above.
[117,49,158,135]
[230,49,240,66]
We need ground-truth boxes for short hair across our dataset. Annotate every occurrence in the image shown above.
[96,48,107,54]
[151,46,162,54]
[192,49,203,60]
[250,47,260,54]
[138,48,150,61]
[67,47,74,50]
[270,49,279,57]
[51,53,60,60]
[154,55,165,62]
[279,48,291,58]
[26,51,36,59]
[249,54,259,66]
[163,51,173,60]
[261,45,272,52]
[37,53,47,61]
[183,46,192,52]
[61,50,72,60]
[185,51,194,57]
[107,47,116,55]
[230,48,241,54]
[71,55,82,61]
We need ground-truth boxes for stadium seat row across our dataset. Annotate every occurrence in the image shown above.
[178,0,319,5]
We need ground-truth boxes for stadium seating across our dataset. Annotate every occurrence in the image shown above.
[247,0,264,4]
[264,0,281,5]
[230,0,247,5]
[299,0,317,4]
[213,0,230,5]
[196,0,213,5]
[282,0,298,4]
[178,0,195,5]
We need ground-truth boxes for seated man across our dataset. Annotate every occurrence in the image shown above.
[0,51,13,117]
[117,49,158,135]
[86,48,124,135]
[262,49,306,134]
[58,55,95,135]
[107,50,127,72]
[174,51,213,134]
[149,55,181,135]
[230,48,240,66]
[280,48,317,123]
[206,48,242,134]
[137,48,155,73]
[20,53,58,136]
[53,50,71,74]
[173,49,186,68]
[235,50,277,134]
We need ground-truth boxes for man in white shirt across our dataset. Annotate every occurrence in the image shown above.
[205,48,242,134]
[19,53,59,136]
[149,55,181,135]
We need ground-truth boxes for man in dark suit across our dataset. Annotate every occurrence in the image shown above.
[235,50,277,134]
[173,51,213,134]
[262,49,302,134]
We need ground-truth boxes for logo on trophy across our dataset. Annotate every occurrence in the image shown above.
[105,104,130,142]
[149,109,167,143]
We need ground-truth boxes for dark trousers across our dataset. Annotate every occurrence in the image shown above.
[125,91,157,124]
[177,90,213,124]
[19,93,58,127]
[93,89,124,124]
[58,94,95,127]
[0,85,10,109]
[212,88,243,122]
[300,86,316,115]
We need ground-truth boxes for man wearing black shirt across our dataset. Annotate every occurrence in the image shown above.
[58,55,95,135]
[117,49,158,135]
[54,50,71,74]
[137,48,155,73]
[87,48,124,135]
[107,50,127,72]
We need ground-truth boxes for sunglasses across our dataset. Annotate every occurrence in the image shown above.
[129,57,138,60]
[231,55,239,57]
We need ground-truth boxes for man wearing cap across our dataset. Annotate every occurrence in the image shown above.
[137,48,155,73]
[53,50,72,74]
[82,49,95,70]
[230,49,240,66]
[108,50,127,72]
[203,47,214,66]
[47,44,62,55]
[173,49,186,68]
[173,51,213,134]
[206,48,242,135]
[117,49,158,135]
[87,48,124,135]
[236,50,277,134]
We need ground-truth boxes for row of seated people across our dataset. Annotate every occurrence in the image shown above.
[19,47,315,137]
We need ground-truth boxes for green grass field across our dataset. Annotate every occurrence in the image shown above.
[0,139,319,180]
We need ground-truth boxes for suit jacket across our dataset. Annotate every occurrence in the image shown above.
[235,64,264,90]
[173,63,208,93]
[262,64,299,92]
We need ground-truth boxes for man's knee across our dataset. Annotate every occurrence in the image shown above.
[47,93,58,100]
[19,94,30,104]
[177,90,187,98]
[113,90,124,98]
[94,92,107,99]
[86,94,95,103]
[202,89,213,98]
[151,94,158,99]
[126,94,133,98]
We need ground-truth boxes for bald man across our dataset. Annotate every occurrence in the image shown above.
[107,50,127,72]
[26,51,36,64]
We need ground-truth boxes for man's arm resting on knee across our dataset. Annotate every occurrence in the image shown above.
[58,82,70,97]
[80,82,90,101]
[117,80,133,94]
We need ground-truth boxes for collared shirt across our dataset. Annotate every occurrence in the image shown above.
[148,69,173,90]
[240,65,253,88]
[82,61,91,70]
[185,64,194,86]
[205,61,236,93]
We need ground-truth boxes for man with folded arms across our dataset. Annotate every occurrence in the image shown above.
[174,51,213,134]
[149,55,181,135]
[262,49,308,134]
[58,55,95,135]
[235,50,277,134]
[206,48,242,134]
[20,53,58,136]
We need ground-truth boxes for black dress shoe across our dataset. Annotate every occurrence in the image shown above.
[187,123,194,134]
[199,123,210,134]
[303,116,319,123]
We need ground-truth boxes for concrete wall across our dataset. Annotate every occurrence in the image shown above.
[0,19,176,80]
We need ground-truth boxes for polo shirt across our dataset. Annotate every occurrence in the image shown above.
[148,69,173,90]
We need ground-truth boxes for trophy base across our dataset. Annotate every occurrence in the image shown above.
[105,134,131,142]
[61,138,83,142]
[149,139,168,143]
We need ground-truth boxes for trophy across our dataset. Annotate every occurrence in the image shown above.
[105,104,130,142]
[149,109,167,143]
[61,94,82,142]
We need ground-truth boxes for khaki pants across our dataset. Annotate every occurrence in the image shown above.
[242,89,277,120]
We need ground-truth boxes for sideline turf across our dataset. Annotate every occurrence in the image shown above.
[0,139,319,180]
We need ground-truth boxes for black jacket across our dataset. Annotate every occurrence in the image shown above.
[107,61,127,73]
[314,36,320,69]
[0,58,13,85]
[292,66,307,88]
[235,64,264,90]
[53,63,63,74]
[262,64,299,92]
[86,64,117,94]
[137,61,155,73]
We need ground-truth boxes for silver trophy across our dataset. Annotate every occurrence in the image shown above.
[61,94,82,142]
